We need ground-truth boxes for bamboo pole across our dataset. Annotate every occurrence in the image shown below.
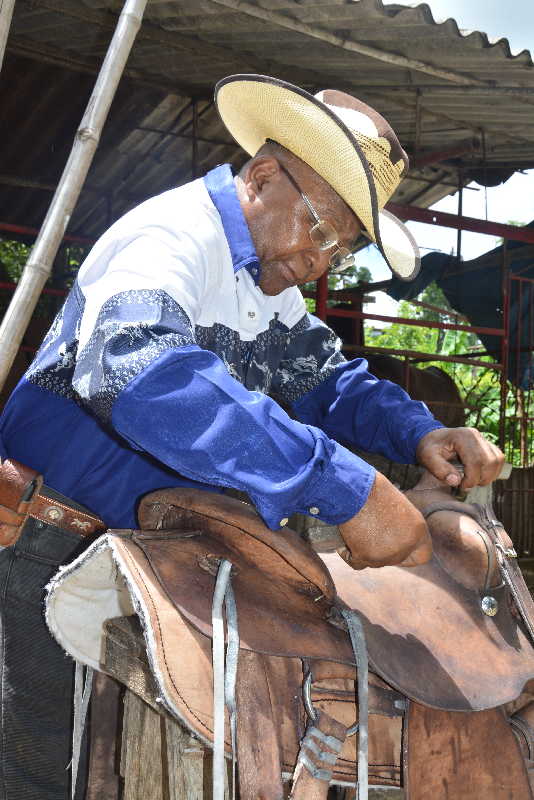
[0,0,148,391]
[0,0,16,72]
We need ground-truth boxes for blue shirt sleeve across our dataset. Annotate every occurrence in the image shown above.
[273,313,444,463]
[111,344,376,531]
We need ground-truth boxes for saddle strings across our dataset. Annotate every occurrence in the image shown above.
[212,559,240,800]
[340,608,369,800]
[71,661,94,800]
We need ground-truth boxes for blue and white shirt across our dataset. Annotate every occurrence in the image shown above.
[0,165,442,529]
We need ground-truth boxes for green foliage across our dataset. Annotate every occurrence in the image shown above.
[365,281,533,466]
[0,238,89,319]
[0,239,30,282]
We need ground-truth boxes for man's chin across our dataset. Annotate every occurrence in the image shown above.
[258,261,297,295]
[258,281,284,296]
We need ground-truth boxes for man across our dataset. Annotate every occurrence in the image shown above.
[0,75,502,798]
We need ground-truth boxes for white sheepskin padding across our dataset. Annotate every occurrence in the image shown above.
[45,534,134,669]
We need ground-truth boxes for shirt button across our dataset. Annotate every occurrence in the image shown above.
[251,267,258,276]
[309,507,320,516]
[279,517,289,527]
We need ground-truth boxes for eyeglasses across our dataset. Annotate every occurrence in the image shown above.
[278,164,357,274]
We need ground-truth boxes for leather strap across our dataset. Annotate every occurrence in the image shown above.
[511,715,534,762]
[340,608,368,800]
[290,710,348,800]
[235,651,285,799]
[422,499,533,622]
[474,503,534,645]
[211,559,239,800]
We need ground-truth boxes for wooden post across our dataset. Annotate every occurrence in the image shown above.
[0,0,148,392]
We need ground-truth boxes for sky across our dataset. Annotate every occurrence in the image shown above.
[360,1,534,321]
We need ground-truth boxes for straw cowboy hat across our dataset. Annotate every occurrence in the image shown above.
[215,74,420,281]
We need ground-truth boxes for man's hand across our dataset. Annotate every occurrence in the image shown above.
[337,471,432,570]
[415,427,504,491]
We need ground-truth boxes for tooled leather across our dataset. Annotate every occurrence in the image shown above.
[0,459,40,508]
[29,495,105,537]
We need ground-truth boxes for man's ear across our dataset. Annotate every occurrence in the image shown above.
[244,156,281,198]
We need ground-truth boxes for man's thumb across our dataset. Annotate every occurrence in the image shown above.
[423,453,462,487]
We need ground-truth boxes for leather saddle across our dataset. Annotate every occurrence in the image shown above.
[45,475,534,799]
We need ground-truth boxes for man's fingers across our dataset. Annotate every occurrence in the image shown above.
[477,441,505,486]
[452,431,504,489]
[416,427,505,490]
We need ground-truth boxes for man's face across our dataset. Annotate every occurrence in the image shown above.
[239,157,361,296]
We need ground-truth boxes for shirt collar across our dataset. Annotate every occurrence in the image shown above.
[203,164,261,285]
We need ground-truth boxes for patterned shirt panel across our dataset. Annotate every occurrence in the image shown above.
[271,313,347,405]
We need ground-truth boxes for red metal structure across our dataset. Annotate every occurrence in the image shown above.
[313,215,534,469]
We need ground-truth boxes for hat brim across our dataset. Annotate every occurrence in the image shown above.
[215,74,420,282]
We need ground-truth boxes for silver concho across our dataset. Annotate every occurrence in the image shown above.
[481,596,499,617]
[45,506,64,522]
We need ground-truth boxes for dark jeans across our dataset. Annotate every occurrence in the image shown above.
[0,513,90,800]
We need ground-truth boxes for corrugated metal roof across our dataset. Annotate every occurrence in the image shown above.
[1,0,533,240]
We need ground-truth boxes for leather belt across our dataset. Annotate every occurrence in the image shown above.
[0,458,105,547]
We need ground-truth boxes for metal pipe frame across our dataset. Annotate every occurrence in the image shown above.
[0,221,93,245]
[341,343,502,372]
[327,306,504,338]
[387,204,534,244]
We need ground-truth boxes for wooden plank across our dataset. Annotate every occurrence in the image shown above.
[165,719,207,800]
[105,615,232,800]
[121,691,165,800]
